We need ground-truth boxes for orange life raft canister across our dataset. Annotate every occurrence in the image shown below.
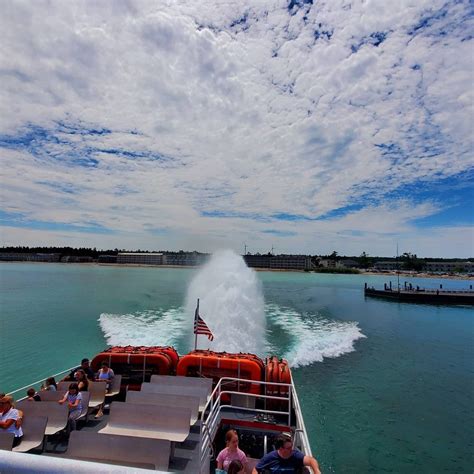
[265,356,291,409]
[177,350,265,395]
[91,346,178,389]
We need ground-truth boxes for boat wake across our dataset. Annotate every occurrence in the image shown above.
[98,250,366,367]
[265,304,366,367]
[99,308,187,347]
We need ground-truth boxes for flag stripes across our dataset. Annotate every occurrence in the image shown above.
[194,299,214,341]
[194,315,214,341]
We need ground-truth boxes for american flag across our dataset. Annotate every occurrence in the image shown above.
[194,299,214,341]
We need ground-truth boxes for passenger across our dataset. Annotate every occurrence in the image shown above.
[217,429,248,472]
[26,388,41,401]
[41,377,57,391]
[228,459,245,474]
[96,361,115,390]
[74,369,89,392]
[0,393,23,430]
[66,358,95,381]
[94,361,115,419]
[58,383,83,434]
[252,433,321,474]
[0,395,23,447]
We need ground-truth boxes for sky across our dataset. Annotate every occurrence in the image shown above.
[0,0,473,258]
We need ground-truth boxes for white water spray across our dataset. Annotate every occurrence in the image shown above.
[185,249,266,354]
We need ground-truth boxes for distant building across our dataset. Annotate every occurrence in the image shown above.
[244,254,312,270]
[373,261,403,271]
[319,259,337,268]
[337,259,359,269]
[0,253,61,262]
[98,255,118,264]
[116,252,163,265]
[61,255,94,263]
[114,252,208,266]
[243,254,272,268]
[163,252,209,266]
[423,261,474,273]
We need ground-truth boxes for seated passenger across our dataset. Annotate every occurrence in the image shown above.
[0,393,23,430]
[252,433,321,474]
[74,369,89,391]
[228,459,245,474]
[0,395,23,447]
[96,361,115,390]
[26,388,41,401]
[65,358,95,381]
[41,377,57,391]
[94,361,115,419]
[58,383,83,434]
[217,429,248,472]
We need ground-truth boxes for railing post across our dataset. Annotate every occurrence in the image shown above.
[288,387,292,427]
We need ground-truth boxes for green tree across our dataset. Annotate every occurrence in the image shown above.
[359,251,370,268]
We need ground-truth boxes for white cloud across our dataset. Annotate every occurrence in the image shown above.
[0,0,473,256]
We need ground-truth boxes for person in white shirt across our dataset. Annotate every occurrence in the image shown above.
[0,395,23,447]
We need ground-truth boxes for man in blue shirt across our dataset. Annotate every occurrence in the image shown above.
[252,433,321,474]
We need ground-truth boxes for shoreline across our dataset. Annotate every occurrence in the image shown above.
[1,260,473,280]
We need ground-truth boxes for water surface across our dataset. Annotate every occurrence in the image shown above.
[0,262,472,473]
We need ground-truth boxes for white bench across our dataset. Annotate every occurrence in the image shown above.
[17,401,68,436]
[126,391,200,425]
[68,431,170,470]
[37,391,66,402]
[0,432,14,451]
[13,415,48,453]
[150,374,212,394]
[141,382,208,411]
[105,374,122,399]
[57,381,74,392]
[99,402,191,443]
[88,381,107,411]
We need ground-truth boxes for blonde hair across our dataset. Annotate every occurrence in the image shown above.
[0,395,14,406]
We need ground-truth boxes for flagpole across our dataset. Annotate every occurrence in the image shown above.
[194,298,199,351]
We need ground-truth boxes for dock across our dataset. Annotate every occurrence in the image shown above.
[364,283,474,305]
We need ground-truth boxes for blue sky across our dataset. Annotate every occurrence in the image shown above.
[0,0,473,257]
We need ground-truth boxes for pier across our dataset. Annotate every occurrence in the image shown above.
[364,282,474,305]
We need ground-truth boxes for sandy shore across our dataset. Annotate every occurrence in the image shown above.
[2,261,473,280]
[361,271,474,280]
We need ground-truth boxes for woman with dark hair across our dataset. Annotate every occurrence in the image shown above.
[216,429,248,472]
[74,369,89,392]
[228,460,244,474]
[96,361,115,390]
[59,383,83,433]
[41,377,57,391]
[94,361,115,419]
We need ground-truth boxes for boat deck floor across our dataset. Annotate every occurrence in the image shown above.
[37,403,203,473]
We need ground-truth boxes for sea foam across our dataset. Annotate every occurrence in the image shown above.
[265,303,366,367]
[99,308,187,347]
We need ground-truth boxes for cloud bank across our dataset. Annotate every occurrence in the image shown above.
[1,0,473,257]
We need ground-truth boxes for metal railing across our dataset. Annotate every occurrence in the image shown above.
[6,365,77,400]
[198,376,312,472]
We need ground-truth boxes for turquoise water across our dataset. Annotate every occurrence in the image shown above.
[0,262,473,473]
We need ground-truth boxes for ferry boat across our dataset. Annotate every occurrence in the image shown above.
[1,346,315,473]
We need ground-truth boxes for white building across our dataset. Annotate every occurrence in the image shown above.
[116,252,163,265]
